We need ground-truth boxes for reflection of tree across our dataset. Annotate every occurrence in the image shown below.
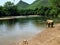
[6,19,17,25]
[0,18,29,26]
[0,19,17,27]
[32,20,45,28]
[0,19,29,32]
[17,18,29,25]
[3,19,17,31]
[0,21,4,25]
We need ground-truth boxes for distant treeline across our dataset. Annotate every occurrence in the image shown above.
[0,1,60,17]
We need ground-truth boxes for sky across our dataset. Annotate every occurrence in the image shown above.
[0,0,35,6]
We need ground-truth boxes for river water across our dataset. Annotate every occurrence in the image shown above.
[0,18,46,45]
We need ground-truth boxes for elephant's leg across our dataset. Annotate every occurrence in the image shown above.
[51,22,54,28]
[48,23,50,28]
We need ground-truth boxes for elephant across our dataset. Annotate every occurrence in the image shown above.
[46,20,54,28]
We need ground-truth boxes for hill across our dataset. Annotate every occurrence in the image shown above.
[28,0,51,9]
[16,0,29,9]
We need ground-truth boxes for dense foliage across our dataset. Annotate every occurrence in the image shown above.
[0,0,60,18]
[28,0,50,9]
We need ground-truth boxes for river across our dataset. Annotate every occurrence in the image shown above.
[0,18,46,45]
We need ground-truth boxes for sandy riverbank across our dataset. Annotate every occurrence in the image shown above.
[0,15,39,20]
[18,23,60,45]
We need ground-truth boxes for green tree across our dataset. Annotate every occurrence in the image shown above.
[49,0,60,8]
[4,1,19,16]
[0,6,4,17]
[4,1,14,8]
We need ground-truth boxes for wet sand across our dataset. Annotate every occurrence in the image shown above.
[19,23,60,45]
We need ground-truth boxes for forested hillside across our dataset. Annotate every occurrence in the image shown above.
[0,0,60,18]
[17,0,29,9]
[28,0,51,9]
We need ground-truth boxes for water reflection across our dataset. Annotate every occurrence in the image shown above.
[32,20,46,27]
[0,18,46,45]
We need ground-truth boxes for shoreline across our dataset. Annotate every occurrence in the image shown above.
[19,23,60,45]
[0,15,40,20]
